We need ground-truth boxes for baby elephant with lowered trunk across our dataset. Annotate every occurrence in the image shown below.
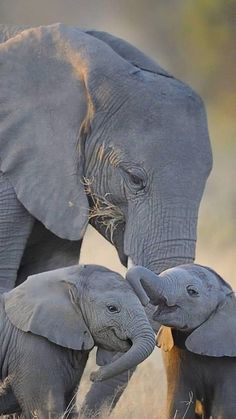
[0,264,155,418]
[127,263,236,419]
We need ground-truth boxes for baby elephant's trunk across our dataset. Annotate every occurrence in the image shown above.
[91,317,156,382]
[126,266,165,306]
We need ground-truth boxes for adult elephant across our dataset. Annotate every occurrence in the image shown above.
[0,23,212,413]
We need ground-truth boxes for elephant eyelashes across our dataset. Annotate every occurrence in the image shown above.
[107,304,120,313]
[186,285,199,297]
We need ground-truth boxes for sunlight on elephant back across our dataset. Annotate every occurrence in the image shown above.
[80,225,126,276]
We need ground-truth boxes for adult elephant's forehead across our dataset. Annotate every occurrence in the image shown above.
[113,75,202,119]
[109,81,207,149]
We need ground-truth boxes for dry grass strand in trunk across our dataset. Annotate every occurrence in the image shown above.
[83,178,124,243]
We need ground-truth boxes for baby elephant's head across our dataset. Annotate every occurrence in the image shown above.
[151,264,232,331]
[126,264,236,357]
[4,265,155,381]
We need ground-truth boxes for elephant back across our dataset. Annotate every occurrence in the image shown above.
[0,24,30,43]
[85,30,173,78]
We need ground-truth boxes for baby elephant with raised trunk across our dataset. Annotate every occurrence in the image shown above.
[0,264,155,418]
[127,264,236,419]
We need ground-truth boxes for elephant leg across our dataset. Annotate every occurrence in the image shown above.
[0,386,21,415]
[166,378,197,419]
[0,172,33,293]
[211,382,236,419]
[11,370,68,419]
[163,348,197,419]
[81,351,136,416]
[16,219,82,285]
[168,387,197,419]
[64,388,79,419]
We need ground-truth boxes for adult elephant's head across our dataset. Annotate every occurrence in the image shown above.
[0,24,212,273]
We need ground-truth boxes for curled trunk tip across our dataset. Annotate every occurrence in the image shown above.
[126,266,162,306]
[90,326,156,382]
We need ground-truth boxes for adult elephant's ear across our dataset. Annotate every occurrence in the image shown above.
[86,30,173,77]
[0,24,93,240]
[4,266,94,350]
[186,296,236,357]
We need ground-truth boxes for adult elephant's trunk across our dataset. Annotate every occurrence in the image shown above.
[125,202,197,275]
[90,319,155,382]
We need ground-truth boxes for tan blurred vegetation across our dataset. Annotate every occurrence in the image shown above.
[0,1,235,417]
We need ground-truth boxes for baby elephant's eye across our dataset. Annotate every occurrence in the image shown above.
[107,304,120,313]
[186,285,199,297]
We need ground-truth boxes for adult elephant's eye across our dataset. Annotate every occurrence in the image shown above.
[124,167,147,193]
[130,173,145,188]
[107,304,120,313]
[186,285,199,297]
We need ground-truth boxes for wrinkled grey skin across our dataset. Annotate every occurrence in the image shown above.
[0,23,212,413]
[126,264,236,418]
[0,265,155,418]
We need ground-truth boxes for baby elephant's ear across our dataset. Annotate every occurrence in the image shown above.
[4,266,94,351]
[186,296,236,357]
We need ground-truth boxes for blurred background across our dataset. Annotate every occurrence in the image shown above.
[1,1,235,417]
